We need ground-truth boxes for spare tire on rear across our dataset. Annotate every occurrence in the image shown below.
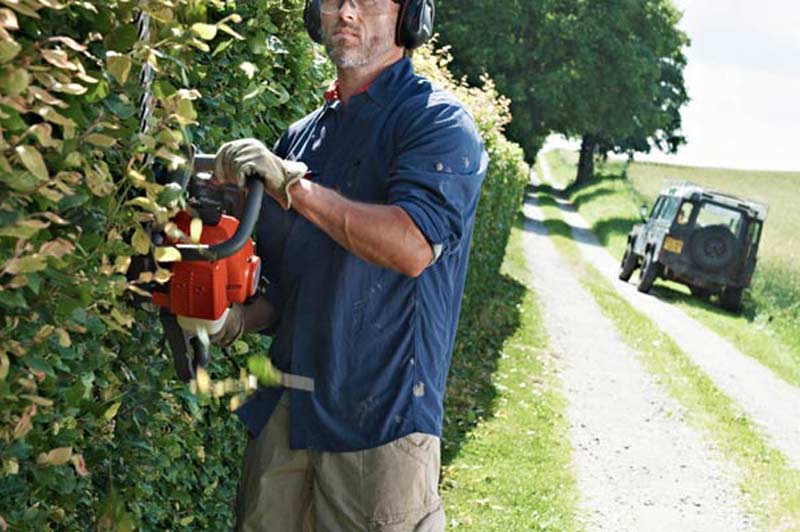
[688,225,739,271]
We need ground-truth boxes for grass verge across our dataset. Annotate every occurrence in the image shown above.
[535,184,800,529]
[541,150,800,388]
[441,222,579,532]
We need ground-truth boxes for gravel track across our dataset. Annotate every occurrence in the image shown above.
[520,190,754,531]
[538,154,800,472]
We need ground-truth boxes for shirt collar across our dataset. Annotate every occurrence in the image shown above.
[322,57,413,108]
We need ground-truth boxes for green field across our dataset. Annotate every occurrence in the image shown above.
[543,150,800,387]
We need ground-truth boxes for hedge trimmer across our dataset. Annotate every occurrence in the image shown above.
[130,9,312,398]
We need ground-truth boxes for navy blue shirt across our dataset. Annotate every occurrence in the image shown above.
[236,58,488,452]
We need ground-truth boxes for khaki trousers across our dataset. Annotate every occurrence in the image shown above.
[234,395,445,532]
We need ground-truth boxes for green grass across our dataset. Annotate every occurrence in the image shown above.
[542,150,800,388]
[535,186,800,529]
[441,222,579,531]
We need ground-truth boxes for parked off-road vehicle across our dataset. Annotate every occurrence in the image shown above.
[619,181,767,311]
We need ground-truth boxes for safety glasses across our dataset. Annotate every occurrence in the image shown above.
[320,0,389,15]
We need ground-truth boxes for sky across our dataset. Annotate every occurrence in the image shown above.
[546,0,800,172]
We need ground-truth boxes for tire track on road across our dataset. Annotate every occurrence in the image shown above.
[538,153,800,471]
[520,192,754,531]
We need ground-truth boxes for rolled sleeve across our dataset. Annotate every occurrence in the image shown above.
[387,98,486,261]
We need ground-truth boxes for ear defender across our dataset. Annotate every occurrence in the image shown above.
[304,0,435,49]
[304,0,324,44]
[395,0,435,49]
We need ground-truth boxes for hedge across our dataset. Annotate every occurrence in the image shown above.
[0,2,528,530]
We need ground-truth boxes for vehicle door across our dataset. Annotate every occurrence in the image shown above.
[635,196,665,255]
[650,196,681,256]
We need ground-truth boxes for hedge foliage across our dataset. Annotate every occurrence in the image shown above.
[0,2,528,530]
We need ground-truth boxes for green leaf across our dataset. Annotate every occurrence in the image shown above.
[0,170,43,192]
[0,66,30,96]
[85,133,117,147]
[0,39,21,64]
[191,23,218,41]
[105,52,132,85]
[15,145,49,181]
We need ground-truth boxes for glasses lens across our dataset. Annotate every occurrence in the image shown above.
[320,0,340,14]
[320,0,385,14]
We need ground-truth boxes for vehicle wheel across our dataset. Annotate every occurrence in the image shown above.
[720,287,743,312]
[637,251,659,293]
[618,241,638,281]
[689,225,739,271]
[689,285,712,300]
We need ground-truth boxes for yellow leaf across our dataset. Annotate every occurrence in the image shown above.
[39,238,74,259]
[175,97,196,122]
[195,367,210,395]
[85,133,116,147]
[41,48,77,70]
[154,268,172,284]
[0,65,30,96]
[15,145,49,181]
[105,51,131,85]
[85,163,114,197]
[103,402,121,421]
[239,61,256,79]
[20,394,54,407]
[218,23,244,41]
[154,246,182,263]
[71,454,89,477]
[0,8,18,30]
[191,23,217,40]
[137,271,153,283]
[110,308,134,328]
[126,196,159,213]
[35,105,76,127]
[51,82,86,95]
[13,404,36,440]
[0,351,8,380]
[55,327,71,347]
[113,255,131,274]
[3,254,47,275]
[190,217,202,243]
[48,36,86,52]
[132,227,150,255]
[37,447,73,467]
[0,39,21,63]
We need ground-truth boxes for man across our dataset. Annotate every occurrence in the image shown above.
[212,0,487,529]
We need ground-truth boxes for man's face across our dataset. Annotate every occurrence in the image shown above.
[321,0,402,69]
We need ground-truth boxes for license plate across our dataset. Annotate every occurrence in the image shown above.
[663,236,684,254]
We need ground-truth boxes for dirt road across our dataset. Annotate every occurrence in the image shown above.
[520,192,754,530]
[537,155,800,472]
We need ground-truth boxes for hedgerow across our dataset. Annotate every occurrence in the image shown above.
[0,1,528,530]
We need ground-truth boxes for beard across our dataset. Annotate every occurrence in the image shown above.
[322,24,396,69]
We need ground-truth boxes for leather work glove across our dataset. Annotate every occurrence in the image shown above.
[214,138,308,209]
[209,303,245,348]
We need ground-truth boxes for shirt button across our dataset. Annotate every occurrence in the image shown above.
[435,162,444,172]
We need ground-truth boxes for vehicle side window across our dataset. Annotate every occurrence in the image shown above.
[676,201,694,225]
[650,197,665,219]
[659,197,680,222]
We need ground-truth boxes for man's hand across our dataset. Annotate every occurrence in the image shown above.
[214,139,308,209]
[209,304,245,348]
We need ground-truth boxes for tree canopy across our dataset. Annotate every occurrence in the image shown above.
[437,0,690,182]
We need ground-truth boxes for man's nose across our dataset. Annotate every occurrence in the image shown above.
[337,0,357,19]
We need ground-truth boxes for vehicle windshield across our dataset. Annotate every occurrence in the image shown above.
[695,202,744,236]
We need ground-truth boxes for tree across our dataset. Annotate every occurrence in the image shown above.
[436,0,689,182]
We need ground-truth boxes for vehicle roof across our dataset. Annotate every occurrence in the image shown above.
[659,180,768,220]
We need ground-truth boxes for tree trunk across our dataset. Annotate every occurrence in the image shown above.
[575,134,596,186]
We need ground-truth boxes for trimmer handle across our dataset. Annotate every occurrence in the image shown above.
[192,153,216,174]
[176,153,264,262]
